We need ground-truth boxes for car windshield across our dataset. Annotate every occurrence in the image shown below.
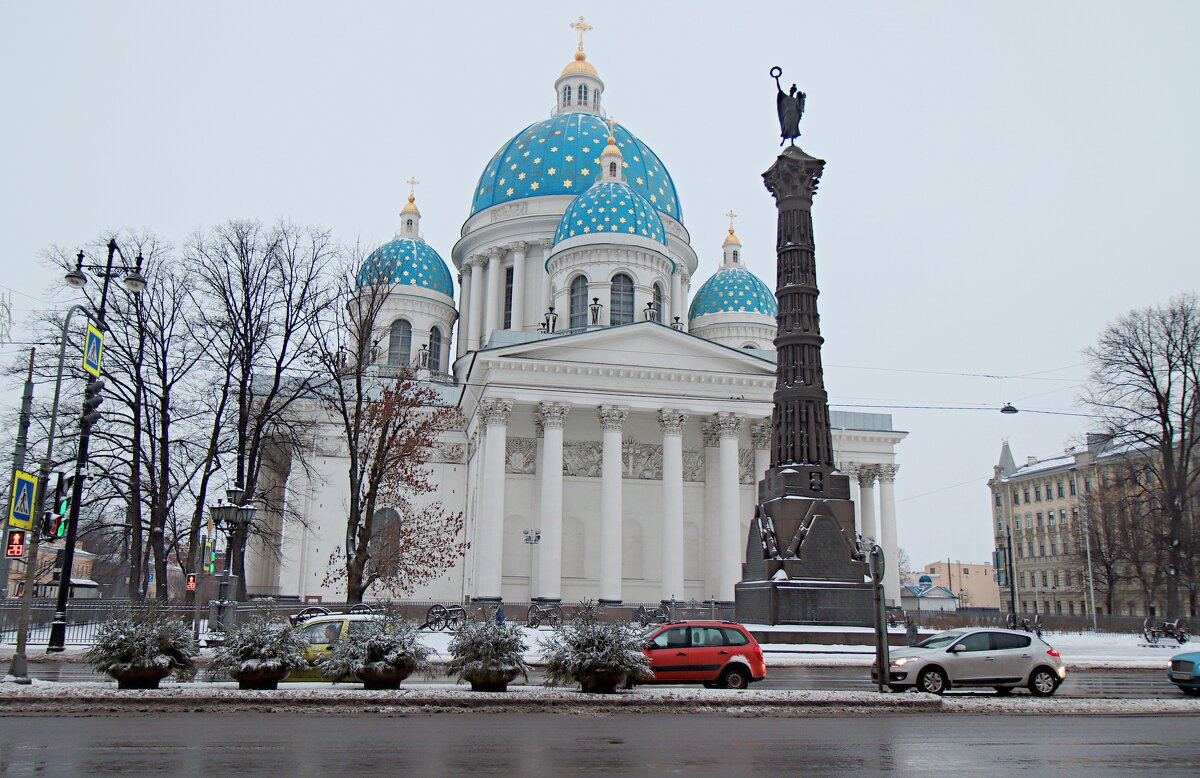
[916,630,966,649]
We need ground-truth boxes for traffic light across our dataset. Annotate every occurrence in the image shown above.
[45,472,74,539]
[5,529,26,558]
[81,379,104,431]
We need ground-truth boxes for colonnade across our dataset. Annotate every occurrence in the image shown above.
[471,399,902,606]
[457,240,552,357]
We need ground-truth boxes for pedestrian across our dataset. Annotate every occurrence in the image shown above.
[906,617,918,647]
[496,605,505,623]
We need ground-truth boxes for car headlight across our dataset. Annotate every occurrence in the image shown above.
[890,657,918,667]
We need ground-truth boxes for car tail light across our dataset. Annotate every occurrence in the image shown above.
[1046,648,1060,658]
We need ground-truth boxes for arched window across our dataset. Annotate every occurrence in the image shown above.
[562,85,572,107]
[732,250,739,262]
[428,327,443,372]
[609,162,617,177]
[388,319,412,366]
[610,273,634,325]
[406,218,414,231]
[578,84,588,105]
[742,343,757,350]
[652,283,664,322]
[569,276,589,330]
[593,90,600,110]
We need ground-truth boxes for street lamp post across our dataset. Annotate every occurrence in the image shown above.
[47,241,147,653]
[523,528,540,602]
[208,485,256,631]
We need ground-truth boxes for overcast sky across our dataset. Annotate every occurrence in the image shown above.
[2,1,1196,567]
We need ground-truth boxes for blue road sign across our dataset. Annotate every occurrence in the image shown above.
[8,470,38,530]
[83,322,104,377]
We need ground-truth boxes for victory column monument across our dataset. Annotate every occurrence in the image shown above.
[734,69,875,626]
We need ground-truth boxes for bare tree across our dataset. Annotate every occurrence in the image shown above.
[1083,294,1200,619]
[189,220,334,599]
[314,261,466,602]
[1075,490,1126,616]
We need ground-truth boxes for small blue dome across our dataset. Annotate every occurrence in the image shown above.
[553,181,667,247]
[918,574,933,585]
[687,267,777,320]
[471,113,682,224]
[357,237,454,300]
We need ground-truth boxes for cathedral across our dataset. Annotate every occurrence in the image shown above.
[247,27,908,608]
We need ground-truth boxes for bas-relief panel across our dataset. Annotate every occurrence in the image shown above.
[504,437,747,483]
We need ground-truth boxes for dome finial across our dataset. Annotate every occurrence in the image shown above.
[600,116,624,181]
[722,208,742,255]
[399,176,421,235]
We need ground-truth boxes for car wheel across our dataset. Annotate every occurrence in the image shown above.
[993,686,1014,696]
[721,666,750,690]
[1028,667,1060,697]
[916,667,948,695]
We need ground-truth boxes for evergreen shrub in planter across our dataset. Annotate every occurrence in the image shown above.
[447,618,530,691]
[319,612,432,690]
[211,612,310,690]
[83,609,198,689]
[540,601,651,694]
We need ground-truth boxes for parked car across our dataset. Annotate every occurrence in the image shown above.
[872,627,1066,696]
[637,621,766,689]
[1166,649,1200,694]
[288,613,383,681]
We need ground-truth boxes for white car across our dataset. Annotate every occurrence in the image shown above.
[871,627,1067,696]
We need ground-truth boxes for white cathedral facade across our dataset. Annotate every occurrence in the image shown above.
[247,36,909,607]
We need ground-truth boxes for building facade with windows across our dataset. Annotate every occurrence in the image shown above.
[247,32,910,607]
[919,560,1000,610]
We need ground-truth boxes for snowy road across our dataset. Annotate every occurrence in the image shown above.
[1,712,1197,775]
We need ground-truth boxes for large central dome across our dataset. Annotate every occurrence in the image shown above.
[470,113,682,224]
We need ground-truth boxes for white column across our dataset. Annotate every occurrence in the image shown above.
[475,398,512,601]
[598,405,627,603]
[715,412,743,602]
[659,409,687,603]
[679,271,691,331]
[456,270,470,360]
[702,421,720,596]
[670,271,682,324]
[540,238,553,319]
[537,402,569,602]
[879,465,901,607]
[467,256,485,351]
[843,464,863,534]
[751,420,771,487]
[858,466,879,542]
[509,241,527,331]
[484,247,503,341]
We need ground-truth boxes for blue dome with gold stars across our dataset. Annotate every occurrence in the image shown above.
[356,237,454,299]
[688,267,777,320]
[471,113,682,224]
[553,181,667,247]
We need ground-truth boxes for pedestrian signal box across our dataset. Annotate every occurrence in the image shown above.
[185,573,197,591]
[5,529,27,558]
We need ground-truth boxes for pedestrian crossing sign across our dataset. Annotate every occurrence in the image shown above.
[8,470,37,530]
[83,322,103,377]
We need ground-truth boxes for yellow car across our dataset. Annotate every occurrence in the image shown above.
[288,613,383,682]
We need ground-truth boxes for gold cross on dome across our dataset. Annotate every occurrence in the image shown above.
[726,209,738,231]
[406,177,420,197]
[607,116,617,139]
[570,16,593,51]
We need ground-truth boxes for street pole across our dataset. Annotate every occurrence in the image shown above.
[1006,524,1018,624]
[0,349,36,598]
[8,305,89,678]
[1081,494,1099,631]
[870,544,890,693]
[48,242,122,652]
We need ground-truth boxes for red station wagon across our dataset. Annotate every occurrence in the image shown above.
[638,621,767,689]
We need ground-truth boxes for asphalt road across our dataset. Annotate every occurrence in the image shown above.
[1,712,1197,775]
[23,662,1182,698]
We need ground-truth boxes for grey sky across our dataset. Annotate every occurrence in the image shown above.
[2,1,1196,567]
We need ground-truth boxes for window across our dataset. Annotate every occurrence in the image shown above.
[1084,477,1091,493]
[721,627,749,646]
[302,621,343,645]
[964,568,970,576]
[955,632,991,652]
[1023,488,1030,502]
[428,327,443,373]
[593,90,600,110]
[1068,602,1075,615]
[1071,507,1079,525]
[1063,538,1071,555]
[1017,544,1024,559]
[992,632,1032,650]
[578,84,588,105]
[690,627,726,647]
[569,276,589,329]
[610,273,634,325]
[1065,570,1072,587]
[406,218,413,231]
[388,319,412,366]
[1057,481,1064,498]
[503,266,514,329]
[650,627,689,649]
[1048,511,1055,526]
[995,492,1002,507]
[733,250,740,262]
[1015,516,1022,530]
[609,162,617,177]
[1013,489,1020,505]
[1069,479,1076,496]
[1020,573,1027,588]
[1041,571,1048,587]
[1039,544,1045,557]
[563,85,572,106]
[997,518,1003,532]
[1052,571,1059,586]
[1036,512,1043,527]
[653,283,664,322]
[1035,486,1041,501]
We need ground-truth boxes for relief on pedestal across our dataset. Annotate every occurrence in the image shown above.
[623,441,663,480]
[682,450,705,482]
[437,443,465,464]
[563,441,603,477]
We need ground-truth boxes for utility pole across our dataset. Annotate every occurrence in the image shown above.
[0,349,36,598]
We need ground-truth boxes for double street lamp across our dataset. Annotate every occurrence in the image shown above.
[208,486,256,630]
[47,240,147,652]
